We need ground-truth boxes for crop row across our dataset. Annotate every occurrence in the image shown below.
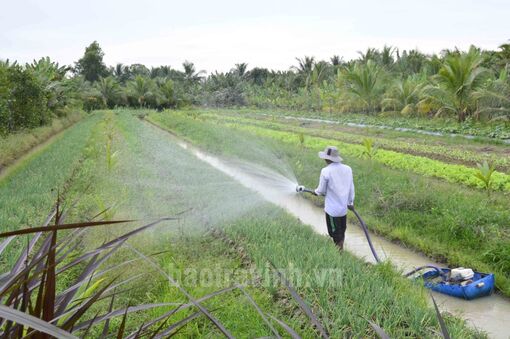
[252,109,510,141]
[202,113,510,171]
[0,113,102,268]
[0,111,84,171]
[222,122,510,192]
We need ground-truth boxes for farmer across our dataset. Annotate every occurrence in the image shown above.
[315,146,355,250]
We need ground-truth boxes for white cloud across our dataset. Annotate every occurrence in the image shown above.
[1,1,508,72]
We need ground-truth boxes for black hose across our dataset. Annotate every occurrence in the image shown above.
[297,187,381,263]
[298,188,447,278]
[403,265,447,278]
[349,208,449,279]
[350,208,448,279]
[349,207,381,263]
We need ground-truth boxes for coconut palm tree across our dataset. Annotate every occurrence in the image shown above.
[395,49,428,76]
[95,76,121,108]
[357,48,378,64]
[382,75,424,114]
[150,65,172,79]
[182,61,205,84]
[309,61,330,87]
[112,63,130,83]
[421,46,491,122]
[340,60,383,113]
[473,69,510,121]
[330,55,343,67]
[293,56,315,88]
[128,75,154,107]
[380,45,396,69]
[294,56,315,74]
[496,43,510,70]
[233,63,248,78]
[158,79,176,107]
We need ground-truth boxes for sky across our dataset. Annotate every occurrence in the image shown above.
[0,0,509,73]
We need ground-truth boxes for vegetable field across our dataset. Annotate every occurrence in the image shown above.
[1,109,496,337]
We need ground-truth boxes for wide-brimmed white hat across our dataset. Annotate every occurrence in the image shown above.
[318,146,342,162]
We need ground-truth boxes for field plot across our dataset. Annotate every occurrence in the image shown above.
[0,110,482,337]
[147,109,510,299]
[0,113,102,267]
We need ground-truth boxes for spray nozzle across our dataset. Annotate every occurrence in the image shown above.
[296,185,305,193]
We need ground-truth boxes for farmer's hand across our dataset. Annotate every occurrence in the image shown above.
[347,204,354,211]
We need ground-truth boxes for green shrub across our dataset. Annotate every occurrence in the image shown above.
[1,65,49,133]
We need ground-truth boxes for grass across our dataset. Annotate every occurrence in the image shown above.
[147,109,510,297]
[69,110,311,336]
[144,233,317,337]
[0,109,300,337]
[0,110,84,171]
[0,113,100,228]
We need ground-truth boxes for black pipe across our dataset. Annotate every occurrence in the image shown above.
[351,207,448,278]
[296,186,381,263]
[349,206,382,263]
[296,189,443,277]
[403,265,447,278]
[350,207,447,278]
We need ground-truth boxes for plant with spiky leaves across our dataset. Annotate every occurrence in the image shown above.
[420,46,491,122]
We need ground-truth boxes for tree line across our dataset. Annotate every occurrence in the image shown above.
[1,40,510,134]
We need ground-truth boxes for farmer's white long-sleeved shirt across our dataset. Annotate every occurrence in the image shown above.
[315,162,355,217]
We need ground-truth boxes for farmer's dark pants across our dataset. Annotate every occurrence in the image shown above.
[325,213,347,245]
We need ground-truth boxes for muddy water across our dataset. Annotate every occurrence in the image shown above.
[171,137,510,339]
